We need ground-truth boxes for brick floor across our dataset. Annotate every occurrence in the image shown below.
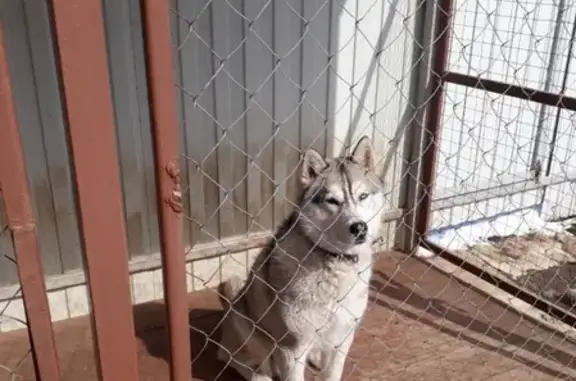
[1,251,576,381]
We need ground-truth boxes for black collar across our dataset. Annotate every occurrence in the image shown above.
[319,248,359,264]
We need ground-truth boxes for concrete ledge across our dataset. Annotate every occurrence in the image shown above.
[0,218,399,332]
[0,242,262,332]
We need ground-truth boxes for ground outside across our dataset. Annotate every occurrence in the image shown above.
[1,251,575,381]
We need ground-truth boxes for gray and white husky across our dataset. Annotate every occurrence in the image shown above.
[216,136,385,381]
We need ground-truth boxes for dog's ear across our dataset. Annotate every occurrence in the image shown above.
[351,136,375,171]
[301,149,327,186]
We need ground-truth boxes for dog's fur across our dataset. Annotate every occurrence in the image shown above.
[216,136,385,381]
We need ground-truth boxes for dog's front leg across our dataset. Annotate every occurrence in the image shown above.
[273,345,309,381]
[320,333,354,381]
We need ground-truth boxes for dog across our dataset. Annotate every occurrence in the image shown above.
[216,136,385,381]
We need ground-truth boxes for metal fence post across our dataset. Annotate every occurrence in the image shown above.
[140,1,192,381]
[0,20,61,381]
[49,1,140,380]
[414,0,454,240]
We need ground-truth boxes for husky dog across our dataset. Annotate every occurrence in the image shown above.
[216,136,385,381]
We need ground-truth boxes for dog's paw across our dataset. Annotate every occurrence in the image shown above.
[306,348,322,371]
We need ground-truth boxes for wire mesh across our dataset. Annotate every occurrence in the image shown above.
[430,0,576,351]
[0,198,34,381]
[166,0,576,379]
[3,0,576,378]
[171,0,410,247]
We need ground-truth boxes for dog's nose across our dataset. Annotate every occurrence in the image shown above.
[349,221,367,241]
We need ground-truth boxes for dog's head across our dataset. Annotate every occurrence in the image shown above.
[297,136,385,255]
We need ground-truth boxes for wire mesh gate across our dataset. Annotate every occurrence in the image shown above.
[1,0,576,380]
[425,0,576,327]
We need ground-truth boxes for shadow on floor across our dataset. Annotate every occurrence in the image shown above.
[135,264,576,381]
[133,296,240,381]
[369,268,576,379]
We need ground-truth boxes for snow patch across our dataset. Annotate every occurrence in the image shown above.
[429,209,566,250]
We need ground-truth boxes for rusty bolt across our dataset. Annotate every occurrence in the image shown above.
[166,183,183,213]
[166,160,181,184]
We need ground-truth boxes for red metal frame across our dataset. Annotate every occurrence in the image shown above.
[140,1,192,380]
[419,0,576,240]
[13,0,576,378]
[49,1,140,380]
[0,21,61,381]
[444,72,576,110]
[416,0,454,238]
[419,0,576,327]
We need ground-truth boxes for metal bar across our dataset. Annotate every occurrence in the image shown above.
[544,12,576,178]
[415,0,454,237]
[0,22,61,381]
[139,1,191,381]
[48,1,140,380]
[419,0,576,340]
[432,172,576,211]
[444,71,576,111]
[396,0,436,252]
[529,0,566,172]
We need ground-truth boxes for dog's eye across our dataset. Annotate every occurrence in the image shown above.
[358,193,369,201]
[325,198,341,206]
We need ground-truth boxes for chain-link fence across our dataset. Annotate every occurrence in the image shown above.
[0,9,67,379]
[165,0,576,379]
[429,0,576,320]
[171,0,410,250]
[0,200,33,381]
[3,0,576,379]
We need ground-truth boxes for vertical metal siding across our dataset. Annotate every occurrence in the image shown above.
[103,0,160,258]
[211,0,249,238]
[171,0,332,240]
[0,0,412,286]
[272,0,304,226]
[173,0,222,245]
[1,0,81,280]
[243,0,276,233]
[300,0,331,156]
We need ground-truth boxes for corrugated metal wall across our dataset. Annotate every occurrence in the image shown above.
[0,0,415,286]
[171,0,337,245]
[0,0,158,286]
[1,0,82,285]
